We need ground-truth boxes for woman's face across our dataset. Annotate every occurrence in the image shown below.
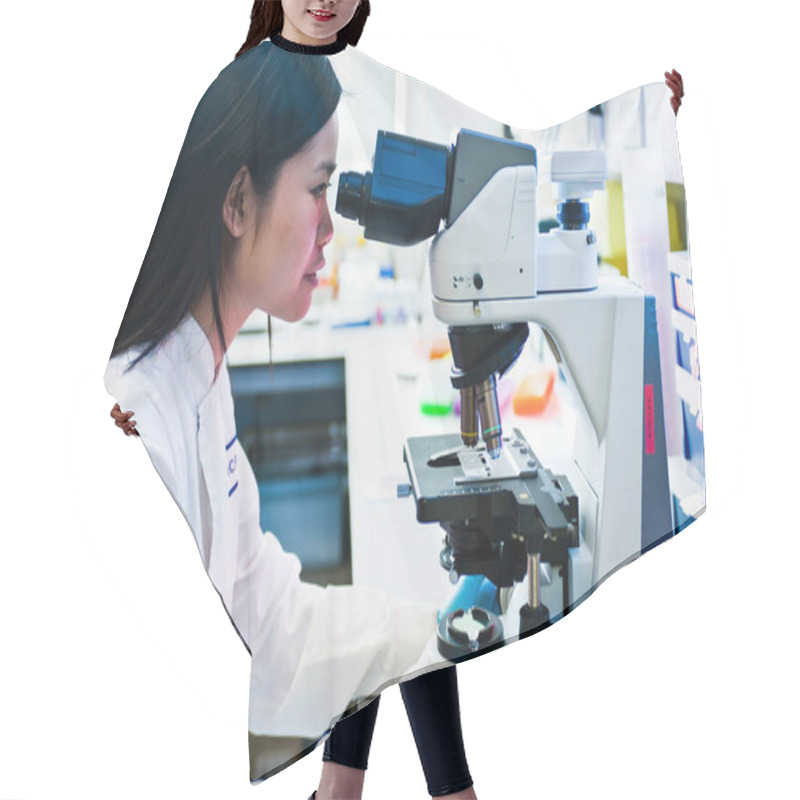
[229,114,338,324]
[280,0,361,45]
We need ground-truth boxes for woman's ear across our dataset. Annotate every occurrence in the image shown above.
[222,166,252,238]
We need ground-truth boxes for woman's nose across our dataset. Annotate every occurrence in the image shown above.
[318,198,334,247]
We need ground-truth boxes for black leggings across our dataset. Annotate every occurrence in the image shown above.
[323,666,472,797]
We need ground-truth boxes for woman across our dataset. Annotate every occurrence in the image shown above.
[108,5,480,799]
[110,4,685,797]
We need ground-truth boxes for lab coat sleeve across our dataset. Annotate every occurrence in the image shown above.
[104,356,185,513]
[242,531,439,737]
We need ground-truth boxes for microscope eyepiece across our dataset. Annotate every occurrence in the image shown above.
[334,131,450,246]
[336,170,371,225]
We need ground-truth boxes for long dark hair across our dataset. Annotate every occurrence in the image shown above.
[237,0,371,58]
[112,43,342,361]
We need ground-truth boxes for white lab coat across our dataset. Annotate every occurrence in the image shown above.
[105,315,438,738]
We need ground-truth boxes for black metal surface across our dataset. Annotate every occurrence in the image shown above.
[404,430,577,536]
[403,429,579,590]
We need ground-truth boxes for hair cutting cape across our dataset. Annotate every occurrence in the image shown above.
[105,41,704,783]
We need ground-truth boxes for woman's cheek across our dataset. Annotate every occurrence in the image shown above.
[304,208,323,259]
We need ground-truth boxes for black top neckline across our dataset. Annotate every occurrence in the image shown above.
[271,32,347,55]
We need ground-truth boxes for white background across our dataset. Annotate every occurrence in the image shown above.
[1,1,797,798]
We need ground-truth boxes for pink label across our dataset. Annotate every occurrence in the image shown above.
[644,385,656,455]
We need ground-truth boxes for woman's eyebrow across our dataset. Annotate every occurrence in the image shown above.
[315,160,337,176]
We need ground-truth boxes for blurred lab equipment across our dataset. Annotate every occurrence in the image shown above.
[230,360,351,586]
[338,129,673,654]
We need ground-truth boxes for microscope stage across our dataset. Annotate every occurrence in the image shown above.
[403,428,578,543]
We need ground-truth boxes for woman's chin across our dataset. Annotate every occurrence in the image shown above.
[272,300,312,324]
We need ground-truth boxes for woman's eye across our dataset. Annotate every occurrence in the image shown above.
[312,182,331,199]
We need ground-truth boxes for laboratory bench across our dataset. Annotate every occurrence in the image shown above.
[226,313,577,608]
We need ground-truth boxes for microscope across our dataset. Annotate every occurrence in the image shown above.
[336,130,673,660]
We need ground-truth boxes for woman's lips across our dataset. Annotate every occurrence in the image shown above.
[308,9,335,22]
[304,257,325,287]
